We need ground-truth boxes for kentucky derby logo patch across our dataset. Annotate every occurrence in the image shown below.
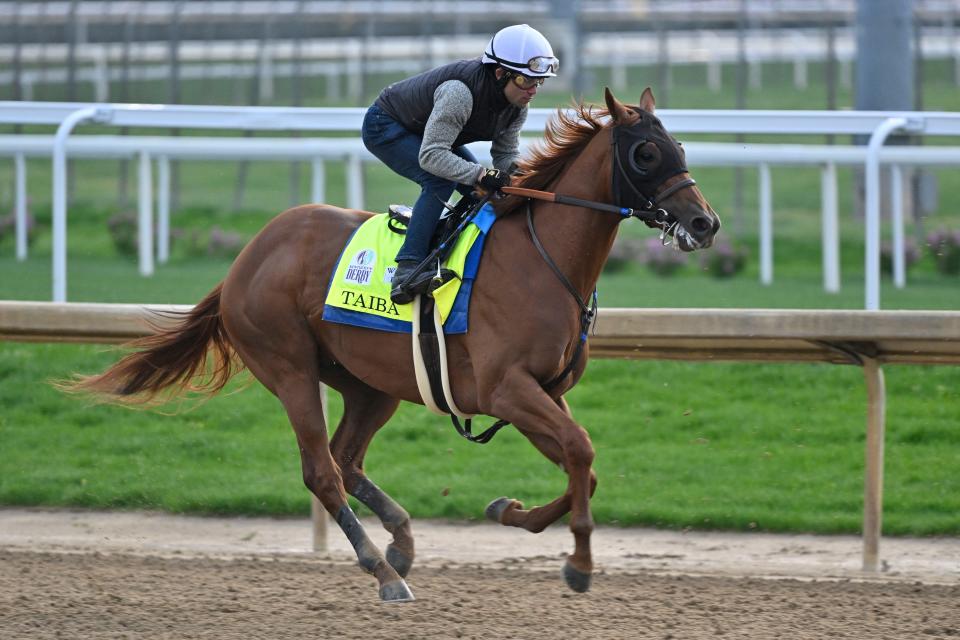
[344,249,375,285]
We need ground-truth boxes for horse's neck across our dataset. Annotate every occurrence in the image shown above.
[532,148,620,301]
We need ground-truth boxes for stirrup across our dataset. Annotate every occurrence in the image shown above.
[391,267,460,305]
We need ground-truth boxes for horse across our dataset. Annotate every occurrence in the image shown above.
[67,88,720,602]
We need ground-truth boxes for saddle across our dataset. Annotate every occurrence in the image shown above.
[386,198,478,298]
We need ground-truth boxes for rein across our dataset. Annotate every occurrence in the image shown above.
[525,202,597,392]
[502,185,683,225]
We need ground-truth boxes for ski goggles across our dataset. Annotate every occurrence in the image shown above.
[486,48,560,76]
[525,56,560,75]
[510,73,546,90]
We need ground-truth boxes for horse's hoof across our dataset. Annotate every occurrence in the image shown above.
[562,560,592,593]
[379,579,415,603]
[485,497,517,523]
[386,544,413,578]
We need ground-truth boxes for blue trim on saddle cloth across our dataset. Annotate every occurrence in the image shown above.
[321,204,497,334]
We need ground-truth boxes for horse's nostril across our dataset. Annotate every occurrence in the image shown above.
[691,216,712,234]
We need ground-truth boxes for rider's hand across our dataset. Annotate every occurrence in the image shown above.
[478,168,511,192]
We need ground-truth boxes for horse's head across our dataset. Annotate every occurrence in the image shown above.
[604,87,720,251]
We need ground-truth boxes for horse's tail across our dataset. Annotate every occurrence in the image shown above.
[62,283,244,405]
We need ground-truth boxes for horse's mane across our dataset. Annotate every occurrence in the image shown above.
[495,102,609,217]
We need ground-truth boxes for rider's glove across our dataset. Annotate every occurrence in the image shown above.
[478,168,511,192]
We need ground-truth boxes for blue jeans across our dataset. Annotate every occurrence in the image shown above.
[361,103,478,263]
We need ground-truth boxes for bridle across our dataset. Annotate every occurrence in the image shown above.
[513,114,698,388]
[609,112,697,235]
[503,112,698,240]
[450,114,699,444]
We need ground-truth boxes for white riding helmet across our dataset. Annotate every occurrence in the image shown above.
[481,24,559,78]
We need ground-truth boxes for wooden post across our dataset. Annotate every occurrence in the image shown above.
[311,382,330,552]
[311,494,328,552]
[862,357,886,571]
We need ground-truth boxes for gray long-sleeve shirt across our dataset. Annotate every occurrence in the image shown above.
[418,80,527,186]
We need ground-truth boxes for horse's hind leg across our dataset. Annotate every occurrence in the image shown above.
[274,375,413,602]
[327,375,415,577]
[227,321,413,602]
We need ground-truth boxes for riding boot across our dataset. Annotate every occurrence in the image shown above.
[390,260,439,305]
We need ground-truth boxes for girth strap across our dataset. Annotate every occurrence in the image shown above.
[451,415,510,444]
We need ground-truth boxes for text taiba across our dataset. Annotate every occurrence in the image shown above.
[340,291,400,316]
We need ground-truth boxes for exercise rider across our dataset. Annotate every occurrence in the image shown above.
[360,23,559,304]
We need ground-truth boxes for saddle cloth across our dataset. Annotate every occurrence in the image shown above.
[322,204,497,334]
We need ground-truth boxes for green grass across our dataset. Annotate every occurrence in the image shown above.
[1,58,959,536]
[1,342,958,535]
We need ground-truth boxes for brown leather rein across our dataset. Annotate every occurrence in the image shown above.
[501,182,695,225]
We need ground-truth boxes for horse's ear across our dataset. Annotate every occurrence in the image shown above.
[639,87,656,113]
[604,87,635,124]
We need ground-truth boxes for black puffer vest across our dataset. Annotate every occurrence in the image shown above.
[375,59,522,147]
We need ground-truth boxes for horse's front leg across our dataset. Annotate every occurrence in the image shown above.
[486,397,597,533]
[486,375,596,593]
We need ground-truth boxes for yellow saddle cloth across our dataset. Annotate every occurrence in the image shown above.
[322,204,497,334]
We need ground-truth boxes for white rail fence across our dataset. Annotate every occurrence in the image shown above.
[6,135,960,294]
[3,101,960,309]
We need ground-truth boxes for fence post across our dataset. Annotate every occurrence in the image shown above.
[15,153,28,261]
[157,155,171,264]
[52,106,113,302]
[821,162,840,292]
[137,150,154,277]
[311,158,326,204]
[865,117,919,310]
[311,382,330,552]
[890,164,906,288]
[347,155,364,210]
[862,357,886,572]
[759,163,773,285]
[707,57,721,92]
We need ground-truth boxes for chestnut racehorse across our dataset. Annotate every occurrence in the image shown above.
[68,88,720,602]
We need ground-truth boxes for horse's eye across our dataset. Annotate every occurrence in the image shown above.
[628,140,657,174]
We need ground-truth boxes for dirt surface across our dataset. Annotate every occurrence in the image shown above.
[2,509,959,639]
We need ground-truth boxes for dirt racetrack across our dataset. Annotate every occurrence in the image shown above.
[2,509,958,639]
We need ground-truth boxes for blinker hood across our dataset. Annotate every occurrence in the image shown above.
[612,114,689,209]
